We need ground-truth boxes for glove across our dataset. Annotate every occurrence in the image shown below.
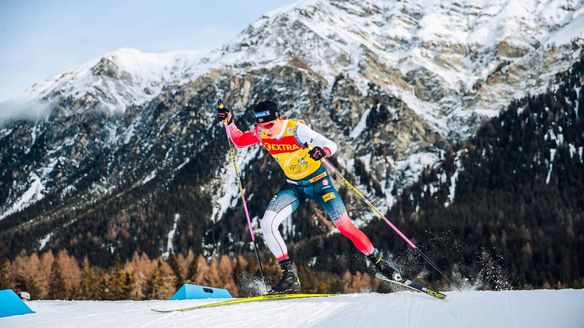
[308,146,328,161]
[217,99,232,124]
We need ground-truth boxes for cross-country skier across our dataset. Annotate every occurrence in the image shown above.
[218,100,401,294]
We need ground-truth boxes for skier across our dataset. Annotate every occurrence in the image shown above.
[218,100,400,294]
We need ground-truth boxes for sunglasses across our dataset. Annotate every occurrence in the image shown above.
[259,121,275,129]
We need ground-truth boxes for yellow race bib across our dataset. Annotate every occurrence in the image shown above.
[261,120,322,180]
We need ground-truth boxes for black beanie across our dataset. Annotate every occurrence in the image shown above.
[254,100,279,123]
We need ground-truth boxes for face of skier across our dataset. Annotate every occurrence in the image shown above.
[259,118,282,137]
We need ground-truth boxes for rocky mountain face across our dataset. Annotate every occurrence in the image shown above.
[365,52,584,288]
[0,0,583,267]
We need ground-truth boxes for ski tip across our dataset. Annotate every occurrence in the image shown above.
[151,308,172,313]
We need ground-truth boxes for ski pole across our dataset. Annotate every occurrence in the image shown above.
[321,159,461,291]
[219,100,266,283]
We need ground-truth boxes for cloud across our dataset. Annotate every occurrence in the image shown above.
[0,97,52,123]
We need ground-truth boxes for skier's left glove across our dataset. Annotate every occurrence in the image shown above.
[217,99,233,125]
[308,146,329,161]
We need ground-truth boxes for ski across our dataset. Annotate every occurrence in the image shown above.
[375,273,447,300]
[151,293,335,313]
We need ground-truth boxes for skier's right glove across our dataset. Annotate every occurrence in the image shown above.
[308,146,328,161]
[217,99,232,125]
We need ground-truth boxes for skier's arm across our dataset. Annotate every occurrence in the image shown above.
[295,122,337,157]
[225,122,261,148]
[218,100,261,148]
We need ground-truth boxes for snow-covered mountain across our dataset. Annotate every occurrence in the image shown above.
[3,289,584,328]
[1,0,583,263]
[23,0,584,134]
[222,0,583,136]
[26,48,208,114]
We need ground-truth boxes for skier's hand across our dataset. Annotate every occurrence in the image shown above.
[217,99,232,124]
[308,146,328,161]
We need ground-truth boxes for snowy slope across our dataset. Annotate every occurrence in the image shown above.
[2,290,584,328]
[26,48,209,113]
[217,0,584,136]
[21,0,584,133]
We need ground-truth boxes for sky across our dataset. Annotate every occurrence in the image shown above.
[0,0,297,102]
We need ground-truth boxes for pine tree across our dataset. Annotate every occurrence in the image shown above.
[79,257,100,300]
[48,260,67,300]
[143,260,166,300]
[0,243,12,289]
[56,250,81,299]
[185,255,198,283]
[107,256,126,300]
[166,254,184,289]
[13,252,43,299]
[121,272,136,300]
[297,264,317,293]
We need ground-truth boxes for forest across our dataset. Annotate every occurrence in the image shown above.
[0,245,389,300]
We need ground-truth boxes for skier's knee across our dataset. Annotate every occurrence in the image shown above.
[260,210,277,232]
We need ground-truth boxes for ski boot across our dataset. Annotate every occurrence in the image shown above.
[367,249,402,281]
[269,259,301,294]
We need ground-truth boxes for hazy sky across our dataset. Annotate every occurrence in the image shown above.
[0,0,296,101]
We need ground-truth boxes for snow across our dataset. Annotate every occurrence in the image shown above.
[445,151,465,207]
[162,214,180,259]
[23,48,209,116]
[574,85,581,120]
[546,148,556,184]
[349,108,371,139]
[142,170,157,184]
[545,8,584,46]
[0,173,44,220]
[38,157,63,182]
[2,289,583,328]
[211,147,261,223]
[123,123,136,144]
[105,123,118,145]
[38,233,53,250]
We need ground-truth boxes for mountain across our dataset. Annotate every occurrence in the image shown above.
[0,0,583,281]
[26,48,207,114]
[359,50,584,288]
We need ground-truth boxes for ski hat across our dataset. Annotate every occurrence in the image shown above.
[254,100,279,123]
[18,291,30,300]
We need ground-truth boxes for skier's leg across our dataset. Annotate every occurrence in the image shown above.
[260,187,301,261]
[314,175,401,280]
[260,186,302,293]
[313,175,375,255]
[332,212,375,255]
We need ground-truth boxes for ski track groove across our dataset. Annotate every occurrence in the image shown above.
[505,291,521,328]
[435,293,462,328]
[406,294,417,328]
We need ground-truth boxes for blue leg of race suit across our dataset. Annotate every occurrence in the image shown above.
[260,166,375,260]
[311,174,347,221]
